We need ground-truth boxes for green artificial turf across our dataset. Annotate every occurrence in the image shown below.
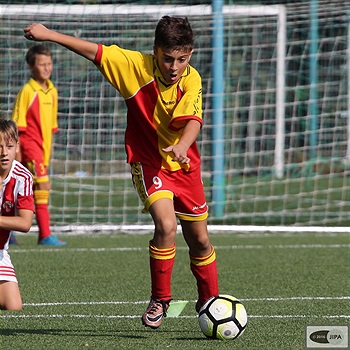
[0,231,348,349]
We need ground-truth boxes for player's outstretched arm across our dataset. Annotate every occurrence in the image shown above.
[23,23,98,62]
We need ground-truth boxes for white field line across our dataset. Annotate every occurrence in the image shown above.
[5,246,348,319]
[8,243,350,254]
[1,315,349,319]
[14,225,350,235]
[0,296,350,319]
[20,296,350,306]
[1,297,348,319]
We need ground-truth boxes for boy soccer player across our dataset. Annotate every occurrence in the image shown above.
[0,119,34,310]
[12,45,66,246]
[23,16,219,328]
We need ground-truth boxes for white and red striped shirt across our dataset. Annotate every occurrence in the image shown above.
[0,160,34,250]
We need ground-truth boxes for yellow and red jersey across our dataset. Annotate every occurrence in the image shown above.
[94,44,203,172]
[12,78,58,166]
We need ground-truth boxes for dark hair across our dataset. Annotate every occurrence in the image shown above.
[25,45,52,65]
[0,119,19,143]
[154,16,194,52]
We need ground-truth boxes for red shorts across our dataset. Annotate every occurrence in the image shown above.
[131,162,208,221]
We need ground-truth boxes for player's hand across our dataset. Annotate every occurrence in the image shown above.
[23,23,50,41]
[162,145,190,164]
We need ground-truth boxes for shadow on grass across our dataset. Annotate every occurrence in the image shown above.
[1,327,207,342]
[0,328,148,339]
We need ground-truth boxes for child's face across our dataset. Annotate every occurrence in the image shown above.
[154,47,193,84]
[29,54,53,84]
[0,135,18,174]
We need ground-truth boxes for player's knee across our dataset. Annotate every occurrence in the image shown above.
[0,300,22,311]
[188,236,212,256]
[8,302,22,311]
[199,240,211,252]
[154,218,177,237]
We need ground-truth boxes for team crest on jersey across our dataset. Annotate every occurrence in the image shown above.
[2,201,14,213]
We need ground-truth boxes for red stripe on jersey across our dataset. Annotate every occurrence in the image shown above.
[18,94,44,164]
[94,44,103,64]
[168,115,203,132]
[25,93,42,141]
[177,84,183,102]
[125,80,162,167]
[13,163,33,198]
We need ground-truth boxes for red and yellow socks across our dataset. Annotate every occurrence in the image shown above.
[190,245,219,306]
[34,189,51,240]
[148,241,219,306]
[149,241,176,301]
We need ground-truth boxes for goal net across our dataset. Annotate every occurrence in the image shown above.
[0,1,349,231]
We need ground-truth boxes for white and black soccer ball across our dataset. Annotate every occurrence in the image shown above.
[198,294,247,340]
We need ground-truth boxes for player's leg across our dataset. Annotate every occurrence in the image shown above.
[25,160,66,246]
[131,163,176,328]
[174,167,219,310]
[34,180,52,241]
[148,198,177,298]
[0,281,22,310]
[141,198,178,329]
[149,198,178,249]
[181,219,219,310]
[0,253,22,310]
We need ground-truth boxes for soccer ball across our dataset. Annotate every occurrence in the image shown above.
[198,294,247,340]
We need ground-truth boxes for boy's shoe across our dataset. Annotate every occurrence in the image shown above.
[9,232,19,245]
[38,235,67,246]
[195,300,202,313]
[141,299,170,329]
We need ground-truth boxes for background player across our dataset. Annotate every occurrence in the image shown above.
[12,45,66,246]
[0,119,34,310]
[22,16,219,328]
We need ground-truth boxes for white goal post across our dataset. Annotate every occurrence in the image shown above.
[0,3,287,181]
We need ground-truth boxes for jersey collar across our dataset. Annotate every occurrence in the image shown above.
[29,77,54,92]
